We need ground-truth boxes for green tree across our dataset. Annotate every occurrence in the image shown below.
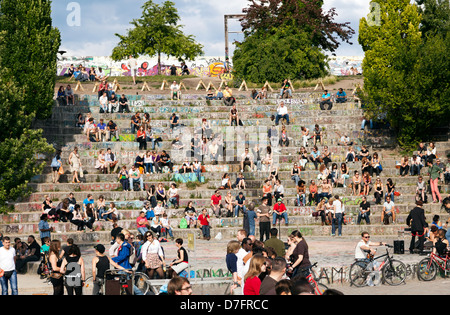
[0,0,59,212]
[233,26,329,83]
[112,0,204,74]
[233,0,354,83]
[359,0,450,149]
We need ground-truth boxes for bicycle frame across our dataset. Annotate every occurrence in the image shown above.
[425,252,450,276]
[306,273,322,295]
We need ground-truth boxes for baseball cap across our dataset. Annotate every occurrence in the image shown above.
[94,244,105,254]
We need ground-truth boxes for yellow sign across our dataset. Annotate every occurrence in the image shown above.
[187,233,195,251]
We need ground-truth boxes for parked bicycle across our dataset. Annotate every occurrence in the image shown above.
[349,244,407,287]
[417,248,450,281]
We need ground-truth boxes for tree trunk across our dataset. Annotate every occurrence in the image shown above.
[158,52,161,75]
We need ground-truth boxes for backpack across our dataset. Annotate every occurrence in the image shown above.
[179,218,188,229]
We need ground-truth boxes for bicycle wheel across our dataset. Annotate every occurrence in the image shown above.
[349,260,370,287]
[314,283,328,295]
[382,259,407,286]
[134,272,150,295]
[417,258,437,281]
[83,276,95,295]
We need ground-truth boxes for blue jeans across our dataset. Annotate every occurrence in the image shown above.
[201,225,210,238]
[137,227,149,236]
[297,194,306,206]
[332,213,343,236]
[272,212,289,225]
[235,205,246,217]
[0,270,18,295]
[129,177,144,191]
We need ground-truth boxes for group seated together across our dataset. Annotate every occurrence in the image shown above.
[51,84,450,244]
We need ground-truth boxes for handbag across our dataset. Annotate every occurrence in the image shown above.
[0,268,4,278]
[58,166,64,175]
[79,167,84,178]
[50,271,63,279]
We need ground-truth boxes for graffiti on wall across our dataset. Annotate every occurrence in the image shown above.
[57,56,229,78]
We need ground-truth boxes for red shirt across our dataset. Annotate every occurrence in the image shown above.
[211,194,221,205]
[244,276,261,295]
[198,214,210,226]
[273,203,287,213]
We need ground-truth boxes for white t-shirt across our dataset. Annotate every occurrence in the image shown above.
[355,240,368,260]
[277,106,288,115]
[0,246,16,271]
[333,199,344,214]
[128,58,138,70]
[383,201,395,213]
[236,248,249,280]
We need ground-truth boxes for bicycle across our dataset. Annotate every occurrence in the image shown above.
[349,244,407,287]
[417,248,450,281]
[297,262,328,295]
[83,269,150,295]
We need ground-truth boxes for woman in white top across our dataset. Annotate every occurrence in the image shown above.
[168,183,180,210]
[141,231,165,279]
[427,142,437,160]
[144,151,153,174]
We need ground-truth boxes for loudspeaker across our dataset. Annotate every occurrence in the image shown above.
[394,240,404,254]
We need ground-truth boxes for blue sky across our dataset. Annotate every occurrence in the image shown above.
[51,0,370,58]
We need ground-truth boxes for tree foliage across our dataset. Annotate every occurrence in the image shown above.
[0,0,59,212]
[233,0,354,83]
[111,0,204,74]
[359,0,450,150]
[233,27,329,83]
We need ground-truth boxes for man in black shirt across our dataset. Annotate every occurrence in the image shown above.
[407,200,428,254]
[106,120,119,141]
[118,94,130,113]
[158,150,173,173]
[357,196,371,225]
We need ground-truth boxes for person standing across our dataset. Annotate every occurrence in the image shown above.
[257,197,271,242]
[0,237,18,295]
[288,231,311,278]
[91,244,110,295]
[427,160,443,203]
[332,195,344,236]
[128,55,138,85]
[243,254,267,295]
[260,257,287,295]
[60,244,85,296]
[49,240,64,295]
[406,200,428,254]
[264,228,286,258]
[38,214,53,244]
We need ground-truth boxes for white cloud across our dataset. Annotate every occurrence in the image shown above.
[53,0,368,57]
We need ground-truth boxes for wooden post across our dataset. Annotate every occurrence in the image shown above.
[314,79,325,91]
[263,81,273,92]
[196,79,207,90]
[206,81,216,91]
[179,81,187,91]
[113,79,121,92]
[288,79,295,92]
[239,80,248,91]
[218,80,228,90]
[92,82,99,93]
[160,80,169,90]
[74,81,84,92]
[141,81,151,92]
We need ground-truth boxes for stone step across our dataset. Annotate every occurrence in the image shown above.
[1,208,445,236]
[0,221,432,244]
[27,180,432,195]
[14,189,445,211]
